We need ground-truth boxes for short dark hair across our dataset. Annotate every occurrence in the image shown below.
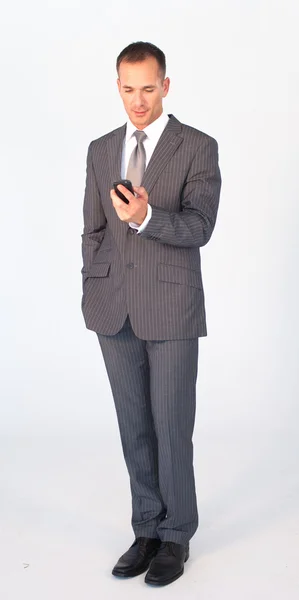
[116,41,166,79]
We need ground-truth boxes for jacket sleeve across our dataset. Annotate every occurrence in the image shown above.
[138,136,221,248]
[81,141,107,283]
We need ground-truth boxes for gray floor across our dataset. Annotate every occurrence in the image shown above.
[0,428,298,599]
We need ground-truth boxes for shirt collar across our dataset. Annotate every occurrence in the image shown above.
[125,112,169,143]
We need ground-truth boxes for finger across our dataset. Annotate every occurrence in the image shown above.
[111,190,128,211]
[110,187,131,204]
[110,189,119,202]
[133,186,143,195]
[133,186,148,200]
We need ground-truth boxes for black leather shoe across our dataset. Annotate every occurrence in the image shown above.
[144,541,189,586]
[112,537,161,578]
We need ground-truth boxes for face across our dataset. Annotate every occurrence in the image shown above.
[117,56,170,129]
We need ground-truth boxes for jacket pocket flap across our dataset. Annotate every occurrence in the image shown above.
[88,262,111,278]
[158,263,202,289]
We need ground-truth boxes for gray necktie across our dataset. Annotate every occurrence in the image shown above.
[126,130,147,186]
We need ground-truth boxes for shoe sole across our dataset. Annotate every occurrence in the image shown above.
[144,550,189,587]
[112,564,150,578]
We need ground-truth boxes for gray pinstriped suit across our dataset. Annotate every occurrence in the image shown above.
[81,114,221,544]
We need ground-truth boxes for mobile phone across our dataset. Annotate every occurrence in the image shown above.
[113,179,134,204]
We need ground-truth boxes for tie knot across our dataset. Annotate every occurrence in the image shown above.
[134,130,147,144]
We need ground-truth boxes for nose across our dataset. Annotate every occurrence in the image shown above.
[132,90,145,108]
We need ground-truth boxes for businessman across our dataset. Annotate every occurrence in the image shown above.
[81,41,221,587]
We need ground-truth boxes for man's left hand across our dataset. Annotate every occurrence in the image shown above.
[110,185,149,225]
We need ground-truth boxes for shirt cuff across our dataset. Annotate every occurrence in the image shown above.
[129,204,152,233]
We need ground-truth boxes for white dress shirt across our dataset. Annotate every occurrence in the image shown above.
[121,112,169,232]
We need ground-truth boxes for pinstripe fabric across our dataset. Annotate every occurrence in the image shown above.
[81,114,221,340]
[97,316,199,545]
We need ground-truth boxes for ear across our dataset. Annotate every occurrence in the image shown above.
[117,78,121,93]
[163,77,170,97]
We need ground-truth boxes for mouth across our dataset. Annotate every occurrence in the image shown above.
[133,110,147,117]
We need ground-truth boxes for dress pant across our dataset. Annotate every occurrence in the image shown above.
[97,316,199,545]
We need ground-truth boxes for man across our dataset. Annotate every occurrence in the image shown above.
[81,41,221,587]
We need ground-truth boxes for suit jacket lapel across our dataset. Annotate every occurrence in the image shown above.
[141,114,183,194]
[107,124,126,183]
[106,124,130,240]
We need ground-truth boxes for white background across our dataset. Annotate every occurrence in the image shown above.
[0,1,298,598]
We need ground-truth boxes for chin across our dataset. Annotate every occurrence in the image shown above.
[131,113,151,128]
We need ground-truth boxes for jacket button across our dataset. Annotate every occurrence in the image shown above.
[127,262,135,269]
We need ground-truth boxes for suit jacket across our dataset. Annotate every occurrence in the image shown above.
[81,114,221,340]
